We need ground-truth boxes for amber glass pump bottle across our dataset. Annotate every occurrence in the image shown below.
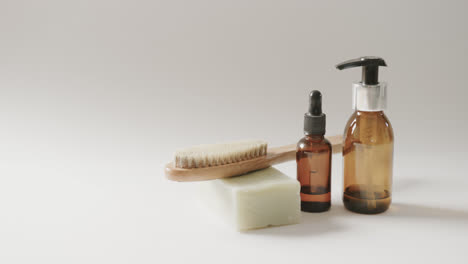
[336,57,394,214]
[297,90,332,212]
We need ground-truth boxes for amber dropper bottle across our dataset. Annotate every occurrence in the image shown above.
[336,57,394,214]
[296,90,332,212]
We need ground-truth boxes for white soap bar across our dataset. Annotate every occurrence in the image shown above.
[201,167,301,231]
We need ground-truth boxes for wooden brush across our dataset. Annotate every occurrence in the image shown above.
[165,135,342,182]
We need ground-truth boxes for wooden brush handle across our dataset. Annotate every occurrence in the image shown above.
[165,135,342,182]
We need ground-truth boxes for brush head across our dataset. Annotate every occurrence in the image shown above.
[174,140,268,169]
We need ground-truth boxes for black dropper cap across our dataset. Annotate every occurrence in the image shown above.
[304,90,326,135]
[336,56,387,85]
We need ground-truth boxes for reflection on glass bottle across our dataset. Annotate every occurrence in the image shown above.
[297,135,331,212]
[342,111,393,214]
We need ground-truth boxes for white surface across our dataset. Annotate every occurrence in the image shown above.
[2,151,466,263]
[201,167,300,231]
[1,0,468,263]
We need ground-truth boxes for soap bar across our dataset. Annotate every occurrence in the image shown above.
[201,167,301,231]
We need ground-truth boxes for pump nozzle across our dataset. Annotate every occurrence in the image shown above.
[336,56,387,85]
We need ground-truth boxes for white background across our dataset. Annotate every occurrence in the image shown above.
[1,0,467,263]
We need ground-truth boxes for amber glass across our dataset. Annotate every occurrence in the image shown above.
[343,111,394,214]
[296,135,332,212]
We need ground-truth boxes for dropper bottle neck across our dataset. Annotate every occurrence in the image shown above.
[305,134,325,141]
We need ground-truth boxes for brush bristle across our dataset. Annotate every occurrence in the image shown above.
[174,140,268,169]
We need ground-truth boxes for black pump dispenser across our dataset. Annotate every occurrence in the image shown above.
[304,90,326,135]
[336,56,387,85]
[336,56,388,111]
